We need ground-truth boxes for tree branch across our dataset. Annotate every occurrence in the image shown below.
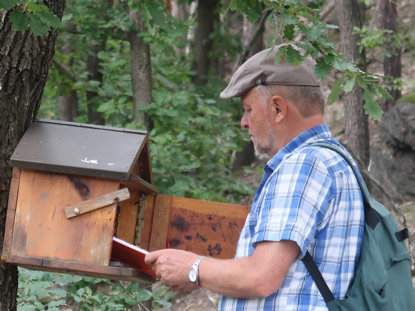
[52,59,77,82]
[320,1,335,21]
[233,10,271,71]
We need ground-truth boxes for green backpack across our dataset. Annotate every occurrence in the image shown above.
[302,142,415,311]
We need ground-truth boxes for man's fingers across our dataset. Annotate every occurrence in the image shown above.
[144,251,160,265]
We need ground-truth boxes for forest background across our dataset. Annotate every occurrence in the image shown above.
[1,0,415,310]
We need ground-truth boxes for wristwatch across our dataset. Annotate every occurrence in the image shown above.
[189,256,205,286]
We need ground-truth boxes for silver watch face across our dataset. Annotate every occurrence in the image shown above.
[189,268,197,283]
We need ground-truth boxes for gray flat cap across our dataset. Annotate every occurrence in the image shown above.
[220,44,320,99]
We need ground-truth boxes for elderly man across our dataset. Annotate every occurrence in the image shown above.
[145,45,364,311]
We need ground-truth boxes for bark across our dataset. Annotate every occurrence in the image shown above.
[86,40,106,125]
[380,0,401,111]
[233,11,269,71]
[192,0,220,86]
[0,2,66,309]
[171,0,190,57]
[172,0,188,20]
[58,91,78,121]
[335,0,370,169]
[129,8,153,130]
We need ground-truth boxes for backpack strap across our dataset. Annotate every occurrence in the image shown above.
[301,142,375,304]
[302,251,335,303]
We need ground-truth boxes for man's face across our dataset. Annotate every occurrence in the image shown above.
[240,89,276,156]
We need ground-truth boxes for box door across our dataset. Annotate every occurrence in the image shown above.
[144,194,250,259]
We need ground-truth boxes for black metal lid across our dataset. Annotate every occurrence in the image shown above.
[11,119,150,181]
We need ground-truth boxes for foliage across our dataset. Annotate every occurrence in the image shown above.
[397,92,415,104]
[39,0,255,202]
[354,26,394,55]
[0,0,60,36]
[353,25,415,98]
[230,0,389,121]
[17,268,175,310]
[12,0,408,309]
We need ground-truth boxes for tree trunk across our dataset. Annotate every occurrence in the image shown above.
[86,40,106,125]
[232,15,265,170]
[380,0,401,111]
[58,24,78,121]
[58,91,78,121]
[171,0,190,57]
[335,0,370,169]
[129,7,153,131]
[192,0,220,86]
[0,2,66,310]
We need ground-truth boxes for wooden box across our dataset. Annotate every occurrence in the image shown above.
[1,119,249,283]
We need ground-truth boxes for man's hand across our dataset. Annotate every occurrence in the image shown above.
[145,240,300,298]
[144,249,200,290]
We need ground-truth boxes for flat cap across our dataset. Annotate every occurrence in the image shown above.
[220,44,320,99]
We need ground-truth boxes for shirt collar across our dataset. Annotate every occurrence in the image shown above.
[265,124,332,171]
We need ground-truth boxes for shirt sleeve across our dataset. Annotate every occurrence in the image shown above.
[251,151,334,257]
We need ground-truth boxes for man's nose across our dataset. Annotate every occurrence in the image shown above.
[240,114,248,129]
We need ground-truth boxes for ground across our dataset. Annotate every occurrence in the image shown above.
[159,288,220,311]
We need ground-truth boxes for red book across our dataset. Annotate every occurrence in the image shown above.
[111,237,156,278]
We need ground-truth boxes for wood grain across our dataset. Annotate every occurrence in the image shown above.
[5,254,154,283]
[2,168,21,259]
[139,193,156,250]
[116,189,140,244]
[166,196,249,259]
[64,188,130,219]
[148,195,172,251]
[11,169,119,266]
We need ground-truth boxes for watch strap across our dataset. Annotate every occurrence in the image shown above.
[191,256,205,286]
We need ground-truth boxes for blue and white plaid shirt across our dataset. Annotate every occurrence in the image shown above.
[219,125,364,311]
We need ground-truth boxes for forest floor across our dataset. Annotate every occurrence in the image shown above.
[156,287,220,311]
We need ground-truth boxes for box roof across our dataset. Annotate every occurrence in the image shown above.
[11,119,152,182]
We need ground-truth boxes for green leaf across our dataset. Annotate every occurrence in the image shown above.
[85,286,93,296]
[9,9,29,32]
[227,0,262,22]
[274,52,281,66]
[146,4,165,26]
[333,59,359,72]
[0,0,17,10]
[282,45,303,66]
[355,76,367,90]
[38,10,61,28]
[228,0,238,10]
[327,78,343,105]
[47,300,66,308]
[314,59,332,81]
[376,85,393,100]
[283,24,295,40]
[343,76,356,93]
[279,16,298,25]
[325,24,339,30]
[29,14,49,36]
[363,90,383,121]
[26,2,43,13]
[307,24,326,41]
[16,304,37,311]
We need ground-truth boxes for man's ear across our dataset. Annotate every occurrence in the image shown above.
[270,95,288,124]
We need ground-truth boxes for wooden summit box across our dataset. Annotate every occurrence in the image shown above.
[2,119,249,283]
